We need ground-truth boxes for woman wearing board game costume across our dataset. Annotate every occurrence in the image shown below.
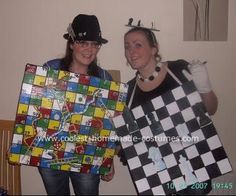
[117,20,218,195]
[38,14,115,195]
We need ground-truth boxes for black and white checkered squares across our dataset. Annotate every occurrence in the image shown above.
[113,81,232,195]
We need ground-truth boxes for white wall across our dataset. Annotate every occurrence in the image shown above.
[0,0,235,195]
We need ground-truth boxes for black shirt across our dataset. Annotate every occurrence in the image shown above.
[127,59,189,109]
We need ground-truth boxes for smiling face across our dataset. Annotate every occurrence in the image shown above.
[124,30,157,71]
[70,40,100,69]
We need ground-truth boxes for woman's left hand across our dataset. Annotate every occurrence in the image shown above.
[101,161,115,182]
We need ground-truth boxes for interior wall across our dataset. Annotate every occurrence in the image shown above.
[0,0,235,195]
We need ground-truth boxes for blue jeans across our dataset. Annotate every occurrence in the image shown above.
[38,167,100,195]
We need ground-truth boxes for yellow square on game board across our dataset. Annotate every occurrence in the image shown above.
[110,81,120,91]
[41,97,53,109]
[17,103,29,114]
[94,107,105,118]
[33,75,46,86]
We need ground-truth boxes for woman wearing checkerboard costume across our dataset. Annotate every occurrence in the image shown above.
[38,14,115,195]
[117,26,218,195]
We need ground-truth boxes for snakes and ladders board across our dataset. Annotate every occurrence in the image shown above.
[113,81,232,195]
[8,63,128,175]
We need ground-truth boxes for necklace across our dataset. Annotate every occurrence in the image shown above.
[137,63,161,82]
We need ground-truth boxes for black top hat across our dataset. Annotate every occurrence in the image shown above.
[63,14,108,44]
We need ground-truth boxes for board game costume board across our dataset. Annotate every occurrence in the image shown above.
[8,64,128,175]
[113,81,232,195]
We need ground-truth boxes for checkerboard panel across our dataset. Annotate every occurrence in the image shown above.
[113,81,232,195]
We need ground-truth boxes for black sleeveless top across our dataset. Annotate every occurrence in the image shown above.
[127,59,189,109]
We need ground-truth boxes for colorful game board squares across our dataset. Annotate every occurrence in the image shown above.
[47,68,59,78]
[58,70,70,80]
[27,105,39,117]
[24,125,35,136]
[8,153,21,164]
[104,148,115,158]
[82,155,94,164]
[99,166,110,175]
[10,144,22,154]
[63,102,74,112]
[116,101,126,112]
[65,91,76,103]
[99,129,111,137]
[31,147,44,157]
[79,75,90,85]
[100,89,109,100]
[67,82,78,92]
[101,157,113,167]
[85,145,96,155]
[37,118,49,128]
[70,114,82,124]
[96,140,107,148]
[48,119,60,130]
[94,107,105,118]
[35,66,47,76]
[23,74,35,84]
[99,80,110,89]
[102,119,113,130]
[17,103,29,115]
[31,85,44,97]
[107,140,116,149]
[92,156,103,167]
[25,115,35,125]
[90,165,100,174]
[80,164,91,173]
[87,86,98,96]
[15,114,27,124]
[65,142,76,153]
[108,90,119,100]
[33,75,46,86]
[107,100,116,110]
[14,124,25,134]
[29,97,42,106]
[68,123,79,134]
[75,94,87,104]
[44,140,53,149]
[52,99,64,110]
[39,108,51,119]
[20,93,31,104]
[75,144,86,154]
[50,109,61,121]
[89,76,101,87]
[55,80,68,91]
[83,105,95,116]
[79,125,91,135]
[68,73,79,82]
[81,115,93,126]
[94,147,105,157]
[10,64,128,174]
[77,84,88,94]
[110,81,120,91]
[25,64,37,74]
[41,97,53,109]
[12,134,23,144]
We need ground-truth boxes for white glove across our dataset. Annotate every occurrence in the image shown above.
[182,60,212,93]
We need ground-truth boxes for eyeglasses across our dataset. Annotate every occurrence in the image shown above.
[74,40,101,49]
